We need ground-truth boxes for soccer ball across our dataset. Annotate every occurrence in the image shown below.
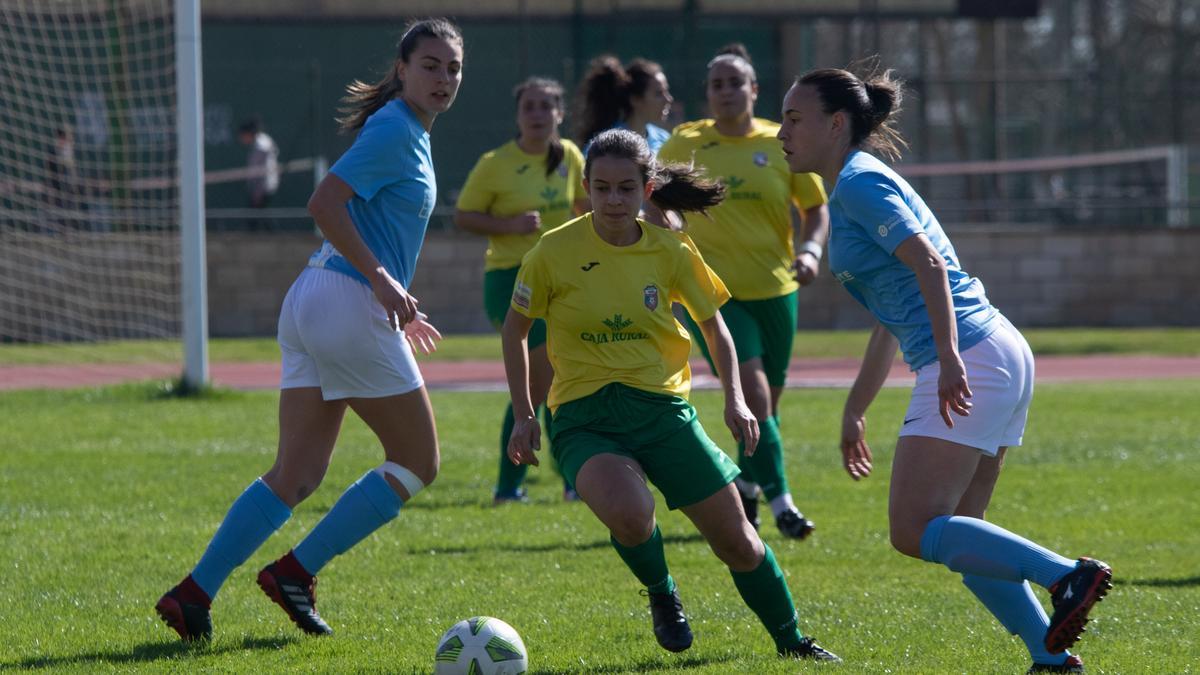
[434,616,528,675]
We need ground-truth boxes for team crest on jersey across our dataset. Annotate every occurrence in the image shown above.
[558,163,569,178]
[513,281,532,309]
[753,151,769,167]
[643,285,659,311]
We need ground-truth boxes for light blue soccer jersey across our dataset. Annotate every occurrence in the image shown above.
[643,123,670,155]
[308,99,436,290]
[827,150,997,371]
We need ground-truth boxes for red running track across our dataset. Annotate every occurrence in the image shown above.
[2,356,1199,392]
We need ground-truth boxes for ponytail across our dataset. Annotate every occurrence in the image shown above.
[798,65,907,160]
[336,18,462,133]
[584,129,725,215]
[573,55,631,146]
[648,164,725,214]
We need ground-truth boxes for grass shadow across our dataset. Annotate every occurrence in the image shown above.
[401,532,707,557]
[2,636,296,671]
[1118,575,1200,588]
[529,651,741,674]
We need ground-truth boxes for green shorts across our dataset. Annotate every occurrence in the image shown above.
[484,266,547,349]
[682,291,797,388]
[550,383,740,510]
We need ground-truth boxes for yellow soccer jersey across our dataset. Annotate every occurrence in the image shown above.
[456,139,584,271]
[511,213,730,410]
[658,118,827,300]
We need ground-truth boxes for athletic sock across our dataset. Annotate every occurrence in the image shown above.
[729,543,804,651]
[293,469,402,576]
[176,575,212,608]
[734,477,760,499]
[742,416,789,501]
[611,525,675,594]
[920,515,1076,588]
[191,478,291,600]
[272,550,312,582]
[962,575,1071,666]
[768,493,798,519]
[495,403,528,495]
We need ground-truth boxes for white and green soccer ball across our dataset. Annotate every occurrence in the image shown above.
[434,616,528,675]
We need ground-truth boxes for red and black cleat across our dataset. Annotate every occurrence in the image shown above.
[1045,558,1113,653]
[257,558,333,636]
[155,576,212,642]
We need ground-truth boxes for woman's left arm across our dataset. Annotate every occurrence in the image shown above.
[696,312,759,455]
[892,234,973,427]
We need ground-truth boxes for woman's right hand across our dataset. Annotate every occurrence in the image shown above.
[507,415,541,466]
[840,409,873,480]
[937,353,973,428]
[370,269,419,330]
[508,211,541,234]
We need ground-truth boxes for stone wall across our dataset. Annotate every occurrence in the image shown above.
[208,227,1200,337]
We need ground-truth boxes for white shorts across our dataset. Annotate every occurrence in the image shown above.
[899,315,1034,456]
[277,267,424,400]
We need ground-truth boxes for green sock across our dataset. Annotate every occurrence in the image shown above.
[744,417,788,501]
[495,403,528,495]
[611,525,675,594]
[730,543,804,651]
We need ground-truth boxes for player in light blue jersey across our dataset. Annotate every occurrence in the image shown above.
[574,55,674,156]
[155,19,464,643]
[777,67,1111,673]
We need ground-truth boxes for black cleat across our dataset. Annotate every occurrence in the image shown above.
[155,581,212,642]
[740,491,761,531]
[775,508,816,540]
[644,588,693,652]
[1029,655,1085,673]
[257,563,333,636]
[779,636,842,662]
[1045,558,1113,653]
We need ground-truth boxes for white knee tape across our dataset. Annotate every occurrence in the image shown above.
[375,461,425,499]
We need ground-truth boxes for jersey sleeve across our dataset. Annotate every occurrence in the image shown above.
[655,133,690,165]
[329,118,417,202]
[670,234,730,322]
[790,171,828,210]
[835,171,924,254]
[511,242,553,319]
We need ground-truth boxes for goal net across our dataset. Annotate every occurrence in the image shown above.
[0,0,183,358]
[896,145,1191,228]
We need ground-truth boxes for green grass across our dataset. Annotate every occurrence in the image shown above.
[2,381,1198,672]
[2,327,1199,366]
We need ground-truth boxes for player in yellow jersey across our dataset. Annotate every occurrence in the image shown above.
[501,129,840,662]
[658,47,829,539]
[455,77,587,504]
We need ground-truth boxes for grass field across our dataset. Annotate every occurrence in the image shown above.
[2,327,1199,366]
[2,379,1197,673]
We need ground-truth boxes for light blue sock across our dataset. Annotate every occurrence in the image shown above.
[293,470,402,575]
[963,575,1070,666]
[191,478,291,599]
[920,515,1076,589]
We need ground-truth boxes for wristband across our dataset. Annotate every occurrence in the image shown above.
[798,241,823,261]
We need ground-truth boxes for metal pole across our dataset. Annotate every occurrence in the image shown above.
[175,0,208,389]
[1167,144,1188,228]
